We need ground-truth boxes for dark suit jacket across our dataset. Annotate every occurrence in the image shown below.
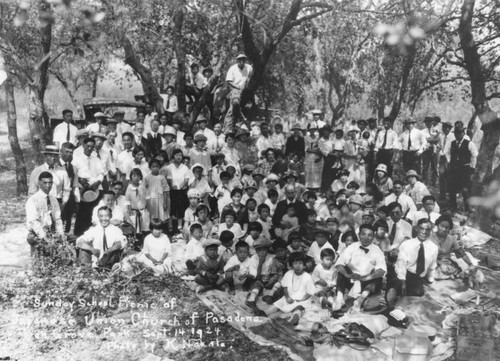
[272,200,308,227]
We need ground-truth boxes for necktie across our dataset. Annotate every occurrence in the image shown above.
[396,195,400,204]
[389,223,397,244]
[359,246,369,254]
[102,228,108,251]
[381,130,388,149]
[166,96,170,110]
[109,150,114,162]
[97,150,101,160]
[135,188,139,197]
[66,123,71,142]
[427,212,431,221]
[416,242,425,276]
[443,134,447,154]
[47,195,54,230]
[256,258,264,279]
[66,163,74,183]
[407,130,412,150]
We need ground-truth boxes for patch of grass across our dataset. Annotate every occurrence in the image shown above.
[0,258,290,361]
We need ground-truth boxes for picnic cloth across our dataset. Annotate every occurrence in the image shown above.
[122,226,499,360]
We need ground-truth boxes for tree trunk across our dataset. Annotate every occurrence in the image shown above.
[190,62,223,127]
[387,44,416,122]
[5,72,28,196]
[91,60,103,98]
[122,36,163,112]
[173,3,187,114]
[459,0,500,194]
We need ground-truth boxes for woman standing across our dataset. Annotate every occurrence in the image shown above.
[318,126,335,193]
[304,125,323,190]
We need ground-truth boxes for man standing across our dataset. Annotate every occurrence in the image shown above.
[147,118,165,158]
[26,172,64,255]
[374,117,399,176]
[53,109,78,148]
[76,206,126,268]
[309,110,326,132]
[115,132,135,185]
[59,142,80,233]
[206,123,226,155]
[335,224,386,311]
[133,122,148,151]
[386,218,438,305]
[93,132,116,187]
[223,53,253,134]
[421,116,441,184]
[73,137,106,236]
[28,145,71,208]
[438,122,454,201]
[143,102,158,135]
[399,118,426,174]
[446,123,478,212]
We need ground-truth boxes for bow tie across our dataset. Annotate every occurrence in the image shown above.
[359,246,369,254]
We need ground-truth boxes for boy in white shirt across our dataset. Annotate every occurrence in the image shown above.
[224,241,257,295]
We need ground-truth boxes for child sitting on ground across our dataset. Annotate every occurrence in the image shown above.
[313,248,337,309]
[326,217,342,251]
[215,171,233,216]
[307,227,335,266]
[185,223,206,275]
[195,239,226,294]
[245,238,281,316]
[194,204,213,238]
[372,219,390,252]
[139,218,172,276]
[224,241,256,295]
[245,221,265,255]
[219,230,235,263]
[257,203,273,240]
[264,188,279,216]
[288,231,305,255]
[266,253,317,325]
[182,189,201,239]
[278,204,300,241]
[262,238,289,305]
[218,209,244,240]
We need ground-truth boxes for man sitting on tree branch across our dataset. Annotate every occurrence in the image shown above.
[223,53,253,134]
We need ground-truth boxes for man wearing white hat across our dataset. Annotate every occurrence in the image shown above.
[28,145,71,207]
[86,112,107,135]
[223,53,253,133]
[52,109,78,148]
[309,109,326,131]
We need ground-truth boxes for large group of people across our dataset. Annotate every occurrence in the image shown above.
[26,54,486,320]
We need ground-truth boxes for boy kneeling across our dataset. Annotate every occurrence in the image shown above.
[224,241,256,295]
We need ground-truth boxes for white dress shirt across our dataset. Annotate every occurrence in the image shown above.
[206,134,226,155]
[226,63,253,90]
[161,94,178,113]
[412,210,440,225]
[115,148,134,176]
[387,219,412,250]
[396,237,438,281]
[26,190,64,238]
[224,255,257,278]
[374,129,399,151]
[28,163,71,203]
[73,152,106,186]
[94,147,116,176]
[77,224,126,267]
[335,242,387,277]
[439,132,455,162]
[256,135,274,154]
[399,129,427,152]
[384,193,417,221]
[59,159,81,203]
[53,121,78,148]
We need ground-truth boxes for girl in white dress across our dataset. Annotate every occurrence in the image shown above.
[139,218,172,275]
[266,253,316,322]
